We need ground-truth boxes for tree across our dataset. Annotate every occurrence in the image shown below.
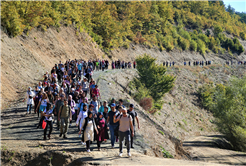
[213,25,223,37]
[211,77,246,151]
[208,0,224,6]
[226,4,235,15]
[135,54,175,101]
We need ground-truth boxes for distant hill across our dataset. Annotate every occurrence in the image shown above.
[1,1,246,55]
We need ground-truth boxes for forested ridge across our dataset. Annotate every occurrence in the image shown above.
[1,1,246,55]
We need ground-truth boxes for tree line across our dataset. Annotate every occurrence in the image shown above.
[1,1,245,55]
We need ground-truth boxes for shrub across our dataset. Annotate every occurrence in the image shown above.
[239,32,246,40]
[178,28,191,41]
[178,37,190,50]
[205,29,210,37]
[213,25,223,37]
[139,97,153,111]
[190,40,197,51]
[198,33,209,46]
[211,77,246,152]
[197,39,206,55]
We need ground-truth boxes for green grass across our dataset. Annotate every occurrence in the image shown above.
[182,119,187,125]
[158,130,164,135]
[160,146,173,158]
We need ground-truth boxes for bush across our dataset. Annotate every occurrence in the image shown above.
[139,97,153,111]
[190,40,197,51]
[178,28,191,41]
[197,39,206,55]
[205,29,210,37]
[199,77,246,152]
[198,33,209,46]
[213,25,223,37]
[239,32,246,40]
[178,37,190,50]
[212,77,246,152]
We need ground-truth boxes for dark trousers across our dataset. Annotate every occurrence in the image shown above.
[97,141,102,148]
[27,104,32,114]
[130,127,135,147]
[44,121,53,138]
[86,140,91,150]
[119,130,130,153]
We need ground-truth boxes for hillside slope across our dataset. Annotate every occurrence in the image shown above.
[1,26,246,109]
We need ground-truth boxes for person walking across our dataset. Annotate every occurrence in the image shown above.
[36,93,49,119]
[96,112,107,151]
[98,101,111,113]
[43,104,54,140]
[113,107,134,157]
[82,77,89,96]
[76,104,88,145]
[68,95,76,126]
[54,95,64,130]
[23,87,35,114]
[127,104,140,148]
[107,103,119,148]
[90,96,100,116]
[58,99,72,139]
[79,111,98,152]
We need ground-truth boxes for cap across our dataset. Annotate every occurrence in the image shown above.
[111,103,116,107]
[130,104,134,108]
[122,107,127,111]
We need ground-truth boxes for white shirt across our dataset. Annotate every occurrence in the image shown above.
[25,91,34,105]
[76,110,88,130]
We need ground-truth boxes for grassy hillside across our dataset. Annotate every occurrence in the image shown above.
[1,1,246,55]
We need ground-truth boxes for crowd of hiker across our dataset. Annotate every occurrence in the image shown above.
[163,60,246,67]
[23,59,140,157]
[22,57,245,155]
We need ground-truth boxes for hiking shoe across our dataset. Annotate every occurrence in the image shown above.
[119,153,123,157]
[63,136,68,139]
[87,149,91,153]
[59,133,62,137]
[127,153,131,157]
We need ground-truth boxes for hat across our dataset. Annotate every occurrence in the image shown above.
[111,103,116,107]
[130,104,134,108]
[122,107,127,111]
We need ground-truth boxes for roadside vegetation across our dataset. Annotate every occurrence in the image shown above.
[1,1,245,54]
[198,76,246,152]
[130,54,175,112]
